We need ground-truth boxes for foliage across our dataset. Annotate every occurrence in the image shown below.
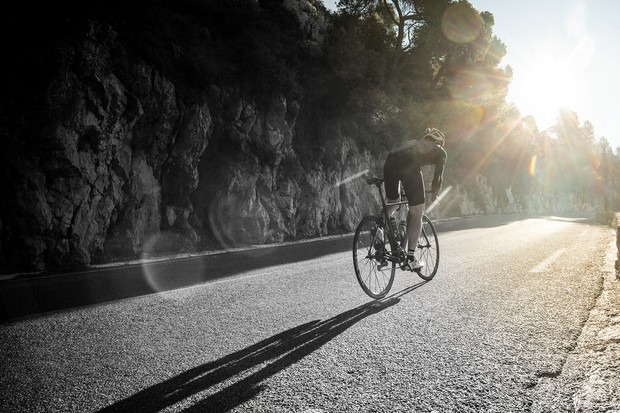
[329,0,618,211]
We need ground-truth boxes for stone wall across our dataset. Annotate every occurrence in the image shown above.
[0,18,600,273]
[0,23,380,271]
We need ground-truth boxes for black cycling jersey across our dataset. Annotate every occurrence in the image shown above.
[383,138,447,206]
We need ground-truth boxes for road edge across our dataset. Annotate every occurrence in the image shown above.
[532,225,620,411]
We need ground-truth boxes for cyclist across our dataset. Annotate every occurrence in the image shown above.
[383,127,447,271]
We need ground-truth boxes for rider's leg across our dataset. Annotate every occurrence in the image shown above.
[383,157,401,229]
[400,203,424,270]
[399,167,425,270]
[386,188,400,218]
[405,203,424,253]
[400,168,424,251]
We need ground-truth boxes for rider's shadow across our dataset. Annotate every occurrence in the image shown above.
[98,283,426,413]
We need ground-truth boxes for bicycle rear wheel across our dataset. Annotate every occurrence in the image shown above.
[414,215,439,280]
[353,216,396,299]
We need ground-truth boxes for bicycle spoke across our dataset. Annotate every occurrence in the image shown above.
[413,215,439,281]
[353,216,395,299]
[354,178,440,293]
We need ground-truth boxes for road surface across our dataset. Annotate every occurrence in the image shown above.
[1,213,617,412]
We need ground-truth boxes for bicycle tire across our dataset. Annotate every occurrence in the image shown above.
[414,215,439,280]
[352,215,396,299]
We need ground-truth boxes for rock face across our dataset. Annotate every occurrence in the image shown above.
[0,22,381,271]
[0,14,597,273]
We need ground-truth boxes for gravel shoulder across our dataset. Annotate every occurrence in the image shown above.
[532,230,620,412]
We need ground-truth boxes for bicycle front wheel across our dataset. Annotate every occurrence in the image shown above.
[353,216,396,299]
[415,215,439,281]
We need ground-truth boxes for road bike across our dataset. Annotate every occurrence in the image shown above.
[352,177,440,299]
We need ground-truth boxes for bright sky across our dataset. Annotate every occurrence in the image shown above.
[469,0,619,149]
[322,0,620,149]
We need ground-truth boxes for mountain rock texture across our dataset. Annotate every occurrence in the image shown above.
[0,1,594,272]
[1,18,380,271]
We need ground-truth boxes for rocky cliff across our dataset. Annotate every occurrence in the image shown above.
[0,1,597,273]
[1,17,382,272]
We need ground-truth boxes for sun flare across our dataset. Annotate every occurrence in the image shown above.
[509,54,582,131]
[507,4,595,132]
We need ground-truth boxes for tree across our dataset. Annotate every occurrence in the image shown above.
[337,0,446,73]
[337,0,509,102]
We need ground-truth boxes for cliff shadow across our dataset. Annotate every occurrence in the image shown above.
[0,234,355,322]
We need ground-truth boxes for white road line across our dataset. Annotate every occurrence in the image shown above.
[530,248,567,273]
[164,270,280,295]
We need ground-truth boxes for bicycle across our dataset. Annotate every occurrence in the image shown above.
[352,177,440,299]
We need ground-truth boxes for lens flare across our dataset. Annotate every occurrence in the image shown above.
[336,169,369,187]
[208,195,270,250]
[448,69,493,102]
[529,155,537,177]
[426,186,452,214]
[442,3,482,44]
[137,231,207,296]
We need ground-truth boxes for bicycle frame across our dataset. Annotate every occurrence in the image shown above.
[353,176,441,297]
[367,180,408,260]
[373,179,433,260]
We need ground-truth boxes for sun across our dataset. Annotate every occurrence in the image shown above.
[503,2,596,133]
[522,64,571,125]
[506,18,594,133]
[509,54,580,131]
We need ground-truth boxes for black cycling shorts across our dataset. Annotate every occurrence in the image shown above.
[383,153,425,206]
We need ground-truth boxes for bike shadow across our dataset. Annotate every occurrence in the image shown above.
[97,282,427,412]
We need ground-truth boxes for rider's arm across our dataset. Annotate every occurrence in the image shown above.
[431,147,447,200]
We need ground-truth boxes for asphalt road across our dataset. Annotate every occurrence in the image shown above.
[0,213,615,412]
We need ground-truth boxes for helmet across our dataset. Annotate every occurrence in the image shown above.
[424,128,445,146]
